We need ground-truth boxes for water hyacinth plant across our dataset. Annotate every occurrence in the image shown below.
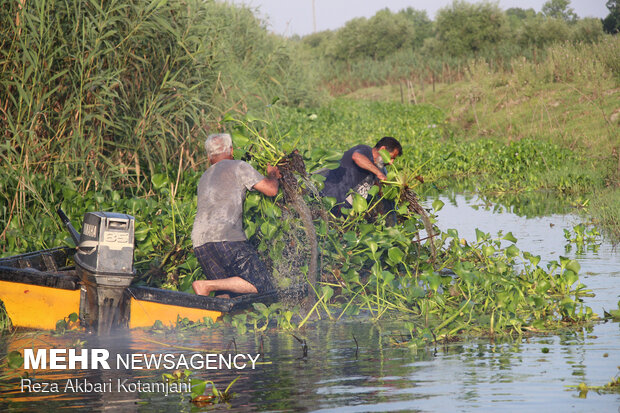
[181,106,598,344]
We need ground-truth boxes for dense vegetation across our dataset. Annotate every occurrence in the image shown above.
[0,0,616,340]
[0,0,321,250]
[0,96,601,340]
[298,0,616,93]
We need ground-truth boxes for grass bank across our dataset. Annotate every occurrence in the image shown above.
[345,38,620,240]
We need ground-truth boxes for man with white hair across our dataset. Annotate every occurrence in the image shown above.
[191,133,280,297]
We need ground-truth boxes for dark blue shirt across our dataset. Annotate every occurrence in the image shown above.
[321,145,375,204]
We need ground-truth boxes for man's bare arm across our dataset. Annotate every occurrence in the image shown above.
[253,164,281,197]
[352,151,386,180]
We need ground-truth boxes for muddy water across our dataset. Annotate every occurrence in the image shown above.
[0,194,619,412]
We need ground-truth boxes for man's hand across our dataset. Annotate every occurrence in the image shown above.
[376,171,387,181]
[253,164,280,197]
[266,164,281,180]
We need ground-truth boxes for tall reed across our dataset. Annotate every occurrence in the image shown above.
[0,0,320,250]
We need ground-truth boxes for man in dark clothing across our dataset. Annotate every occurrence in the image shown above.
[191,133,280,297]
[321,137,402,214]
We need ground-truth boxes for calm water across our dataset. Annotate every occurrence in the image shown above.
[1,194,619,412]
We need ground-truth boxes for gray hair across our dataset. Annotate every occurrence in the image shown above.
[205,133,233,159]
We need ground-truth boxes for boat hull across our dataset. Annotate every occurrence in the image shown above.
[0,247,304,331]
[0,280,81,330]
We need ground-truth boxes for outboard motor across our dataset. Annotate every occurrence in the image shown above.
[59,210,135,334]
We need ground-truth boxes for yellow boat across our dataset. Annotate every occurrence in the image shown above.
[0,210,303,333]
[0,246,298,332]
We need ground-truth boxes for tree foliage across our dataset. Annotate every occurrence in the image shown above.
[603,0,620,34]
[518,16,571,48]
[434,1,508,57]
[300,0,611,64]
[542,0,578,23]
[571,18,605,43]
[332,9,417,60]
[398,8,434,49]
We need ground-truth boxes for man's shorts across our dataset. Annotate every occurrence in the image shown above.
[194,241,274,294]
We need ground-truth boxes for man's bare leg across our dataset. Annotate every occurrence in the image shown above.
[192,276,258,297]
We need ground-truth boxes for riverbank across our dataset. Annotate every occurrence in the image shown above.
[344,39,620,241]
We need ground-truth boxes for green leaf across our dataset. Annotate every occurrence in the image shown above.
[321,285,334,302]
[382,271,395,285]
[427,273,441,291]
[447,229,459,239]
[343,231,358,244]
[502,232,518,243]
[378,148,392,164]
[323,151,345,162]
[527,254,541,267]
[366,240,378,254]
[566,260,581,274]
[432,199,444,212]
[134,223,149,242]
[536,280,551,293]
[252,303,268,313]
[505,245,520,258]
[245,114,261,123]
[264,202,282,218]
[563,270,578,286]
[410,286,426,298]
[323,196,337,210]
[352,194,368,213]
[368,185,380,197]
[281,311,292,324]
[151,173,169,190]
[231,131,249,147]
[260,222,277,239]
[359,223,374,237]
[244,221,256,238]
[475,228,486,243]
[7,351,23,369]
[245,193,261,209]
[482,245,495,257]
[191,380,208,398]
[55,319,67,332]
[68,313,78,322]
[387,247,404,263]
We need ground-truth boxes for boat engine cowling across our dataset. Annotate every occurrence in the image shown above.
[73,212,135,334]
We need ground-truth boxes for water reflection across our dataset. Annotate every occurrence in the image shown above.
[1,320,619,411]
[425,185,577,218]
